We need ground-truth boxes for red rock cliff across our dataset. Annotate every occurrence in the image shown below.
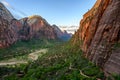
[0,3,17,48]
[72,0,120,75]
[19,15,57,40]
[0,17,18,48]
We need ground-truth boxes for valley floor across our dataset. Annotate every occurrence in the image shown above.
[0,49,47,66]
[0,39,105,80]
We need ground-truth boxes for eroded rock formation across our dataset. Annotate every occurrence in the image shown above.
[19,15,57,40]
[0,17,17,48]
[0,3,17,48]
[72,0,120,75]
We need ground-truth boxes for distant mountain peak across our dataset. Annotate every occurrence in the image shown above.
[28,15,42,20]
[27,15,49,26]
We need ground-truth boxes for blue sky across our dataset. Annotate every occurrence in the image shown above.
[0,0,96,26]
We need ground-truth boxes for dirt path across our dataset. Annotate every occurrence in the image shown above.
[80,70,90,78]
[0,61,27,66]
[28,49,47,60]
[0,49,48,66]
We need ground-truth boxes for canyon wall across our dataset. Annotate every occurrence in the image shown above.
[0,3,17,48]
[72,0,120,75]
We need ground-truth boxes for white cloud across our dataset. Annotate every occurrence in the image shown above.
[59,26,79,34]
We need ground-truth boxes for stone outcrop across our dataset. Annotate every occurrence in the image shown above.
[72,0,120,75]
[0,17,17,48]
[19,15,57,40]
[18,18,31,40]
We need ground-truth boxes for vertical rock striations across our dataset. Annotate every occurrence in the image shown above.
[0,17,17,48]
[72,0,120,75]
[19,15,57,40]
[0,2,17,48]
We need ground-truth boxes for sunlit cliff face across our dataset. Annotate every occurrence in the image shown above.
[72,0,120,75]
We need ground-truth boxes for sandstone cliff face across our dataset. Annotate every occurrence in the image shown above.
[19,15,57,40]
[0,2,18,48]
[17,18,31,40]
[72,0,120,75]
[0,17,17,48]
[11,19,24,40]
